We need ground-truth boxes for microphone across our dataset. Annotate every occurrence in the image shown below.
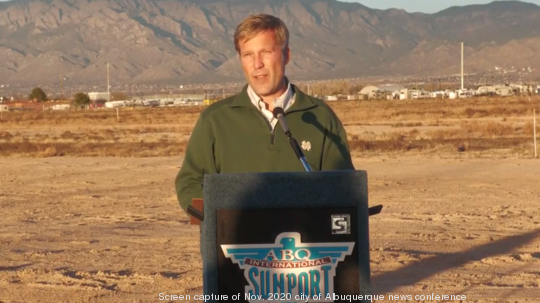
[272,106,291,136]
[272,101,312,172]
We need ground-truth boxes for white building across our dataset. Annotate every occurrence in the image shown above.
[495,86,513,96]
[104,101,125,108]
[458,90,474,98]
[477,85,514,96]
[360,84,406,99]
[325,95,338,101]
[477,86,497,95]
[88,92,111,102]
[51,104,70,110]
[430,91,446,98]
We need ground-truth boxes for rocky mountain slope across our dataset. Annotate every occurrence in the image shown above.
[0,0,539,85]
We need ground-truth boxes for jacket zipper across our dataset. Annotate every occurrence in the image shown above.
[250,106,278,148]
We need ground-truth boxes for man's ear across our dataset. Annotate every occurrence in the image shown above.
[283,46,291,65]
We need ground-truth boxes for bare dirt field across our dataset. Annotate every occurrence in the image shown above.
[1,96,540,303]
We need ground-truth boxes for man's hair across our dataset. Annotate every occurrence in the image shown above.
[234,14,289,54]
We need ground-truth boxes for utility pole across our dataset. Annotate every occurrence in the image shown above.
[59,72,64,100]
[461,42,464,91]
[107,62,110,102]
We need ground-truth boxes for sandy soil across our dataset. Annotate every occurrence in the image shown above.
[1,156,539,303]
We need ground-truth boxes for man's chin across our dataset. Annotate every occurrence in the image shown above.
[250,86,272,97]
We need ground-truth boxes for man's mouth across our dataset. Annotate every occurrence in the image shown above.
[253,74,268,80]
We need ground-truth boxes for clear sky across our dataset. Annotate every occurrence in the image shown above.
[342,0,540,13]
[0,0,539,14]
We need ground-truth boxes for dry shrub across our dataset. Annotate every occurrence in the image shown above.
[0,131,13,141]
[408,129,421,139]
[391,122,423,127]
[461,121,514,137]
[349,136,530,154]
[86,134,106,142]
[426,129,464,140]
[0,140,188,157]
[463,108,476,118]
[60,131,78,140]
[349,131,420,152]
[483,121,515,137]
[31,134,51,143]
[350,139,412,152]
[40,146,61,157]
[454,141,471,152]
[522,121,539,136]
[0,106,205,127]
[425,121,516,141]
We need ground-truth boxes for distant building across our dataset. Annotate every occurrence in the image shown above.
[359,84,405,100]
[325,95,338,101]
[404,89,431,100]
[458,90,474,98]
[477,86,496,95]
[509,83,526,94]
[0,104,8,112]
[2,101,45,111]
[88,92,111,102]
[429,91,445,99]
[51,104,70,111]
[495,86,513,96]
[359,85,378,97]
[477,85,514,96]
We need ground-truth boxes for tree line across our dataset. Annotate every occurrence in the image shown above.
[26,87,127,107]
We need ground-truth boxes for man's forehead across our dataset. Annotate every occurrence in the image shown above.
[239,30,277,45]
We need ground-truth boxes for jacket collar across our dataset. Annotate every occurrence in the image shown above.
[231,81,317,113]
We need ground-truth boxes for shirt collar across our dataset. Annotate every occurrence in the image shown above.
[247,79,294,112]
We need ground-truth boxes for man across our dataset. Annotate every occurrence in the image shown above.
[175,13,355,213]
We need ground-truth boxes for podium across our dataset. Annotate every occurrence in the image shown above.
[189,170,375,303]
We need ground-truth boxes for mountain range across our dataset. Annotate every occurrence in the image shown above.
[1,0,540,86]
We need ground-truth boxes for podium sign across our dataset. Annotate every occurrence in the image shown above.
[200,171,371,303]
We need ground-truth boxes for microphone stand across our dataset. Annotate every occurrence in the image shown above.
[272,107,312,172]
[285,130,312,172]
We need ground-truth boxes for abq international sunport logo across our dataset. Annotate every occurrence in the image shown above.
[221,232,354,303]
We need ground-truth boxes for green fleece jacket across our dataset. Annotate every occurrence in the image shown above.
[174,84,355,213]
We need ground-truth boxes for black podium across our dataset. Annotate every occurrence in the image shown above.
[192,170,373,303]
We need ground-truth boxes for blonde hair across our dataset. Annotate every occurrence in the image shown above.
[234,14,289,54]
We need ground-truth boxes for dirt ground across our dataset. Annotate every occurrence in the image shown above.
[1,156,539,303]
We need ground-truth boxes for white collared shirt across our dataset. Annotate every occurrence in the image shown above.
[247,81,295,130]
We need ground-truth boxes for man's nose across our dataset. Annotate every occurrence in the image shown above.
[254,54,264,69]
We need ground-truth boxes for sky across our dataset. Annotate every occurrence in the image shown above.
[342,0,540,13]
[0,0,539,13]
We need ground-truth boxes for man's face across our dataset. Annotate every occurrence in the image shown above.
[238,30,290,98]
